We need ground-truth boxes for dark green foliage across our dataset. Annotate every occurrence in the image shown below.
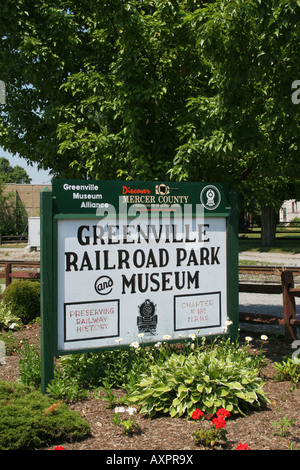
[0,380,33,401]
[1,0,299,210]
[0,381,90,450]
[3,280,40,324]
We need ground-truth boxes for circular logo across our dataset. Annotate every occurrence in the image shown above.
[95,276,113,295]
[139,299,156,318]
[200,185,221,211]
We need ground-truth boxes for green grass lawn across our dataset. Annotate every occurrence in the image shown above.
[238,231,300,254]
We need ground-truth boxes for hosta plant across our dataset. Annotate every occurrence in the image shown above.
[0,302,21,330]
[126,339,269,418]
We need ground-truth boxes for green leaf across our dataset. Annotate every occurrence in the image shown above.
[172,397,181,407]
[169,407,178,418]
[235,391,255,402]
[191,394,201,403]
[216,387,229,397]
[152,384,172,395]
[227,381,243,390]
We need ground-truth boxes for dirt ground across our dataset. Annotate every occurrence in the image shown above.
[0,246,40,262]
[1,324,300,451]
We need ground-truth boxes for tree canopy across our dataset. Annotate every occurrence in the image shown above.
[0,157,31,184]
[0,0,299,213]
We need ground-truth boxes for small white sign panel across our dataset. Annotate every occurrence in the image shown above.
[57,216,228,351]
[174,292,221,331]
[64,300,120,342]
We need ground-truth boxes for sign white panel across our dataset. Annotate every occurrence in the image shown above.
[57,217,228,351]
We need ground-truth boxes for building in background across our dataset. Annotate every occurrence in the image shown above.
[4,184,51,217]
[279,200,300,224]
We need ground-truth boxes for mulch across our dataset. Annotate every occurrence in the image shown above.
[1,324,300,451]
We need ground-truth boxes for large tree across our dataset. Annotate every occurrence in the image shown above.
[0,0,91,177]
[170,0,300,243]
[0,157,31,183]
[0,0,299,242]
[1,0,197,179]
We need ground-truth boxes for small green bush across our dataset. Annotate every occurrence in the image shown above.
[0,381,90,450]
[290,217,300,227]
[3,280,40,324]
[127,339,269,418]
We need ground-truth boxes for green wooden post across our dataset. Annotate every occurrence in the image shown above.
[227,191,239,341]
[40,187,55,393]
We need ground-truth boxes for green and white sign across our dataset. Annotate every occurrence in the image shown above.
[40,180,238,392]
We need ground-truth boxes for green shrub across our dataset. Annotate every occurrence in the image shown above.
[0,381,90,450]
[290,217,300,227]
[3,280,40,324]
[127,339,269,418]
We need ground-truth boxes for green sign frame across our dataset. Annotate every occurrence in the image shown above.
[40,180,238,393]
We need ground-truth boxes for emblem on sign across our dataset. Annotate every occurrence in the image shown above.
[200,185,221,210]
[137,299,157,336]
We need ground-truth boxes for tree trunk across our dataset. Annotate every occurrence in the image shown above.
[261,206,276,247]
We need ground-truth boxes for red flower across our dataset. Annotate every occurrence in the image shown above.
[54,445,66,450]
[212,417,226,429]
[236,443,250,450]
[192,408,204,420]
[216,408,231,419]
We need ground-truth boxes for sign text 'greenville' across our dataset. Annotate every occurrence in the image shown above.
[64,222,221,294]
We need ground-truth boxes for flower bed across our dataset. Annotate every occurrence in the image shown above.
[0,325,300,450]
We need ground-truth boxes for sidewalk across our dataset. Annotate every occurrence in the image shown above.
[239,251,300,266]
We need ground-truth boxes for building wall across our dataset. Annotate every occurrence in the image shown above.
[279,199,300,223]
[4,184,52,217]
